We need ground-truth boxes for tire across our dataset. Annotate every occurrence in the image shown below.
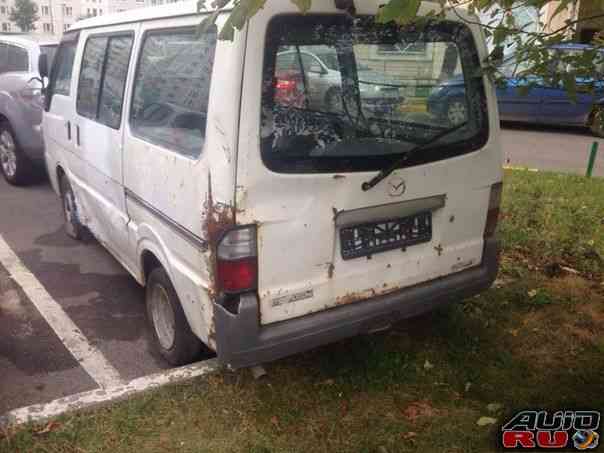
[446,99,467,126]
[0,121,31,186]
[59,174,85,240]
[589,106,604,138]
[146,267,202,366]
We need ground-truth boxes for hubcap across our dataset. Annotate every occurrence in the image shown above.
[0,130,17,178]
[150,284,175,350]
[63,188,78,237]
[447,101,467,126]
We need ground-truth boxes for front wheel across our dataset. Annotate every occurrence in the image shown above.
[0,122,31,186]
[146,267,202,366]
[60,175,85,240]
[589,106,604,138]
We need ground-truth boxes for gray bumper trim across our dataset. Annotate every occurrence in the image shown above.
[214,238,499,369]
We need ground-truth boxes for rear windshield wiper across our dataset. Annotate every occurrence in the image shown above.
[361,121,468,191]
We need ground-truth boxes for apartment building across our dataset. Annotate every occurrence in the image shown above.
[0,0,144,36]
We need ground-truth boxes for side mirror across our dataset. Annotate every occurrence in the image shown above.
[38,53,49,79]
[489,46,504,68]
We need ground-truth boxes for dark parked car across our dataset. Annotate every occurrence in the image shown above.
[427,43,604,136]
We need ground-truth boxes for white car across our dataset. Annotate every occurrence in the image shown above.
[43,0,502,369]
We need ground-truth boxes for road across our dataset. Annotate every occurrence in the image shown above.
[501,124,603,177]
[0,124,601,417]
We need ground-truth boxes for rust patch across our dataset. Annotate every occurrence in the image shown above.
[334,285,402,307]
[434,243,444,257]
[207,311,217,349]
[327,263,335,279]
[203,172,235,303]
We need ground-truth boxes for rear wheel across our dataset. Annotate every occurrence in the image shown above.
[0,122,31,186]
[589,106,604,137]
[60,175,85,240]
[146,267,202,366]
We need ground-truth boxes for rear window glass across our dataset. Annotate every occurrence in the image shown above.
[261,16,488,173]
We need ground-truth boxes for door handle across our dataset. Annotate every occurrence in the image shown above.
[76,125,80,146]
[66,121,71,140]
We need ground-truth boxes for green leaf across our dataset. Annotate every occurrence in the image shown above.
[222,0,266,34]
[197,9,220,36]
[376,0,421,25]
[492,26,508,47]
[562,73,577,103]
[478,0,492,10]
[290,0,311,13]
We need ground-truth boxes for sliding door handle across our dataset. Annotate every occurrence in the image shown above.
[76,125,80,146]
[66,121,71,140]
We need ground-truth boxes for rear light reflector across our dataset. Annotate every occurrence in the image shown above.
[216,226,257,294]
[484,182,503,238]
[216,257,257,294]
[275,79,297,91]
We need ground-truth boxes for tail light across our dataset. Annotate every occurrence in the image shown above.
[216,226,257,294]
[484,182,503,238]
[274,74,305,108]
[275,79,297,92]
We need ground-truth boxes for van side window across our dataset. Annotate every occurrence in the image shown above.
[52,42,77,96]
[77,34,133,128]
[130,27,217,158]
[77,37,108,119]
[98,36,134,129]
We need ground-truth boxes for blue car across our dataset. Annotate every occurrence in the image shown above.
[427,43,604,136]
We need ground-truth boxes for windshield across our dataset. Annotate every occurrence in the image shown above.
[261,15,488,173]
[41,45,58,70]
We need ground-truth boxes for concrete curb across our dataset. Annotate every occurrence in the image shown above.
[0,359,220,429]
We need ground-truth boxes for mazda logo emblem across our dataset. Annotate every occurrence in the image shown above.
[388,177,406,197]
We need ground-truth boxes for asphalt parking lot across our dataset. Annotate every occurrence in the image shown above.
[0,175,170,416]
[0,124,602,420]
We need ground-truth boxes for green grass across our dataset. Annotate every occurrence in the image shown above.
[500,169,604,278]
[2,170,604,453]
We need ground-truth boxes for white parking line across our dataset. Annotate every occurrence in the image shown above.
[0,234,123,389]
[0,359,220,427]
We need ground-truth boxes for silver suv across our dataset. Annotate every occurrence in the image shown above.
[0,35,57,185]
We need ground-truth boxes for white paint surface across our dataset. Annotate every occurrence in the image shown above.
[0,359,219,427]
[0,234,123,389]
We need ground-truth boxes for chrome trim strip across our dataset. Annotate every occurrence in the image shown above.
[125,189,208,251]
[335,195,446,228]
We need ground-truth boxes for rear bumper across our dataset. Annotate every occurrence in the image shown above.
[214,238,500,369]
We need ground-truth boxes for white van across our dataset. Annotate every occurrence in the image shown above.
[42,0,502,369]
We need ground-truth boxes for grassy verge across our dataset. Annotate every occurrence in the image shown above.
[2,170,603,453]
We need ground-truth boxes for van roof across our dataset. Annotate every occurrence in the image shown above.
[70,0,233,32]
